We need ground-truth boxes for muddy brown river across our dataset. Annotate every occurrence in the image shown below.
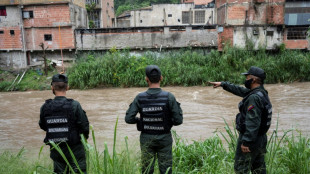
[0,82,309,154]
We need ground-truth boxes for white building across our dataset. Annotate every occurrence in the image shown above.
[116,3,216,28]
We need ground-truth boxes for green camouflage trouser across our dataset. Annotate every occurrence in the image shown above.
[140,133,173,174]
[50,143,86,174]
[234,134,267,174]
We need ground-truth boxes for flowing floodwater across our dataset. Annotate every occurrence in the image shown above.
[0,82,309,154]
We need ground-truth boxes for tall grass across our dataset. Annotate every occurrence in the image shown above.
[1,118,309,173]
[67,48,310,89]
[33,116,140,174]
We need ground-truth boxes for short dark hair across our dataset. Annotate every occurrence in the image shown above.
[255,76,264,84]
[52,82,68,91]
[148,69,161,83]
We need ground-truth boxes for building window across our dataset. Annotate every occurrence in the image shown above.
[195,11,205,23]
[168,14,172,17]
[182,11,193,24]
[10,30,14,35]
[287,27,308,40]
[89,10,101,28]
[23,11,34,18]
[0,30,4,34]
[44,34,52,41]
[266,31,274,36]
[0,6,6,16]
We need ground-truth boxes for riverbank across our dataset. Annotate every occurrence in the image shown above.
[0,69,57,92]
[1,121,309,174]
[68,48,310,89]
[0,48,310,91]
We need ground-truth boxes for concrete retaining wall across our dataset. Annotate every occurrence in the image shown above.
[0,51,26,69]
[76,26,218,50]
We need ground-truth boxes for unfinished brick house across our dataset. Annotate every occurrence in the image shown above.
[0,3,25,69]
[216,0,286,50]
[0,0,87,69]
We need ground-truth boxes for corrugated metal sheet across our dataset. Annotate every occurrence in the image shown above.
[285,13,310,25]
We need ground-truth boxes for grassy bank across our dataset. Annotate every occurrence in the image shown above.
[1,48,310,91]
[1,119,309,174]
[0,69,56,92]
[68,48,310,89]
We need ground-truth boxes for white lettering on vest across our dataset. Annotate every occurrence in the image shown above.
[47,118,68,124]
[144,125,164,130]
[142,107,163,112]
[48,137,68,142]
[143,117,163,122]
[48,128,69,133]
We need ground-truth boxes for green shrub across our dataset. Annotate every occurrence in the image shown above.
[68,48,310,89]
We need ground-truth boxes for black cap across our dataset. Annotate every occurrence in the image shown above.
[241,66,266,80]
[145,65,161,78]
[51,74,68,84]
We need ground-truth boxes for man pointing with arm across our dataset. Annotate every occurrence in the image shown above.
[210,66,272,174]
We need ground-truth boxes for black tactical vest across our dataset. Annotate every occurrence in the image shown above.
[137,91,172,134]
[42,99,80,145]
[236,89,272,135]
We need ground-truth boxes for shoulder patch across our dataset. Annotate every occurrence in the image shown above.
[247,105,254,111]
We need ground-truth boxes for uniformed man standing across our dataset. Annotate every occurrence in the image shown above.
[125,65,183,174]
[210,66,272,174]
[39,74,89,174]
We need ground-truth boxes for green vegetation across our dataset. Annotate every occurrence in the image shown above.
[1,48,309,91]
[0,68,56,92]
[115,0,179,16]
[86,2,97,29]
[68,48,310,89]
[1,118,310,174]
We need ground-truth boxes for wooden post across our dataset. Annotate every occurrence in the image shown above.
[39,43,49,76]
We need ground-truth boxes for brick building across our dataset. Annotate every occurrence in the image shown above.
[86,0,115,28]
[1,0,309,70]
[216,0,286,50]
[0,4,25,69]
[0,0,87,69]
[284,0,310,50]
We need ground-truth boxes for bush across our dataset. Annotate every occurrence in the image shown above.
[68,48,310,89]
